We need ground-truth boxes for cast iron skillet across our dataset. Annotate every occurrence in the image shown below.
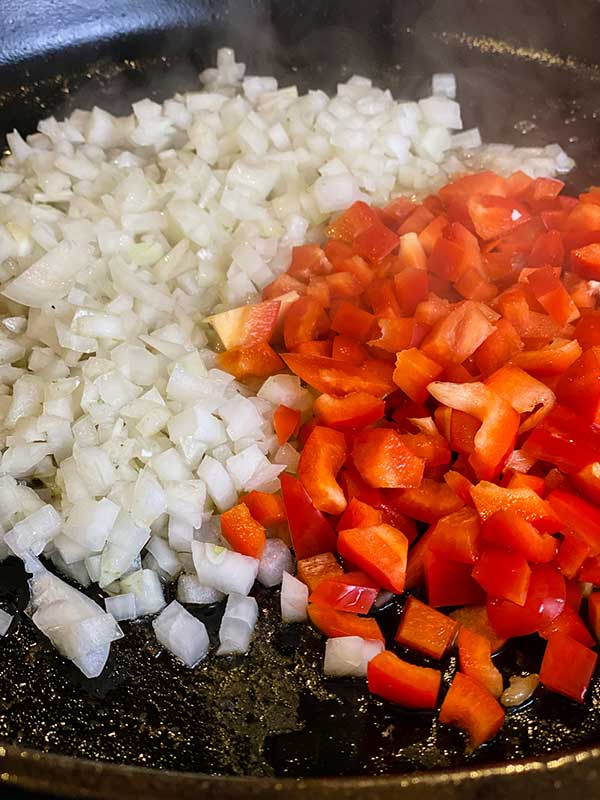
[2,0,600,797]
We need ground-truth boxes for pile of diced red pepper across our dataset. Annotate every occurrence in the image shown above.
[216,169,600,750]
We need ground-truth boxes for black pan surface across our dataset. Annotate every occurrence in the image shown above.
[2,0,600,795]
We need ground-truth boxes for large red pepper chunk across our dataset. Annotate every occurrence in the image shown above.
[546,489,600,557]
[539,633,598,703]
[220,503,266,559]
[393,348,444,404]
[308,603,384,642]
[352,428,425,489]
[485,364,556,434]
[367,650,441,709]
[522,404,600,474]
[540,606,595,648]
[391,479,465,524]
[424,551,486,608]
[309,571,379,615]
[296,552,343,592]
[395,596,459,659]
[337,497,383,531]
[472,548,531,606]
[337,524,409,594]
[427,381,519,481]
[470,481,560,533]
[298,426,347,515]
[420,301,495,367]
[457,627,503,698]
[555,346,600,425]
[281,353,395,398]
[283,296,329,350]
[481,510,558,563]
[429,506,480,564]
[439,672,505,751]
[313,392,385,431]
[486,564,566,638]
[242,491,287,528]
[280,474,337,560]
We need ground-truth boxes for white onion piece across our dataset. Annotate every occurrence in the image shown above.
[257,538,294,588]
[145,535,182,577]
[0,609,13,636]
[152,600,210,667]
[119,569,165,616]
[177,574,224,605]
[192,541,258,595]
[105,592,137,621]
[99,511,150,588]
[63,498,119,552]
[280,572,308,623]
[5,504,61,557]
[217,592,259,655]
[324,637,384,678]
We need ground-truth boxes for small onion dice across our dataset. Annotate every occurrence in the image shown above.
[323,636,384,678]
[152,600,210,667]
[280,572,308,623]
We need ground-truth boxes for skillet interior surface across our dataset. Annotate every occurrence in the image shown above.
[2,0,600,793]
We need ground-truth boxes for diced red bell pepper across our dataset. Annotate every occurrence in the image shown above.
[540,606,595,648]
[309,571,379,615]
[468,194,531,241]
[527,229,565,268]
[555,346,600,425]
[282,353,394,398]
[577,555,600,583]
[420,301,495,367]
[438,171,508,205]
[390,479,465,524]
[470,481,560,533]
[428,237,469,283]
[207,297,282,350]
[283,296,329,350]
[352,428,425,489]
[445,409,480,455]
[367,650,441,709]
[574,310,600,350]
[526,266,579,327]
[306,277,332,309]
[330,301,375,342]
[337,524,409,593]
[571,243,600,280]
[263,273,307,301]
[509,338,582,377]
[353,220,400,264]
[295,339,332,357]
[368,317,423,353]
[398,205,436,236]
[522,404,600,474]
[334,254,373,287]
[308,603,384,641]
[338,465,383,508]
[555,533,591,579]
[429,507,480,564]
[507,473,546,495]
[381,197,417,230]
[427,382,519,481]
[367,277,403,318]
[546,489,600,557]
[571,462,600,505]
[473,318,523,377]
[288,244,333,280]
[439,672,505,751]
[218,342,284,380]
[393,267,429,315]
[539,633,597,703]
[296,552,344,592]
[330,334,367,364]
[274,404,301,445]
[298,426,347,515]
[337,498,383,531]
[497,285,531,334]
[449,605,506,652]
[472,548,531,605]
[418,213,449,254]
[326,272,365,300]
[313,392,385,431]
[220,503,266,558]
[424,550,486,608]
[326,201,379,242]
[565,578,584,611]
[486,564,566,638]
[457,627,503,698]
[485,364,556,434]
[393,348,444,404]
[242,491,286,528]
[395,596,459,659]
[396,231,427,272]
[398,431,451,469]
[415,294,453,327]
[588,592,600,640]
[324,239,354,268]
[444,470,475,505]
[280,474,338,559]
[481,510,558,563]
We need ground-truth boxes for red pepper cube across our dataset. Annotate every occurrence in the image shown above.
[296,552,343,592]
[298,426,347,515]
[439,672,505,751]
[526,266,578,327]
[470,481,560,534]
[472,548,531,606]
[572,462,600,506]
[331,334,368,364]
[288,244,333,281]
[367,650,441,709]
[424,551,486,608]
[480,511,557,564]
[309,571,379,615]
[242,491,286,528]
[429,506,480,564]
[391,479,465,525]
[352,428,425,490]
[556,534,591,579]
[353,220,400,264]
[588,592,600,640]
[556,346,600,426]
[217,342,284,380]
[457,627,503,698]
[283,296,329,350]
[308,603,384,642]
[220,503,266,559]
[420,301,495,368]
[398,205,435,236]
[540,606,595,648]
[395,596,458,659]
[330,301,375,342]
[449,605,506,653]
[281,353,394,398]
[393,348,443,405]
[337,498,383,531]
[393,267,429,315]
[467,194,531,241]
[571,242,600,280]
[574,310,600,350]
[368,317,421,353]
[280,474,337,560]
[418,213,449,255]
[313,392,385,432]
[338,524,408,594]
[506,473,546,496]
[547,489,600,557]
[539,633,597,703]
[273,404,301,445]
[522,404,600,474]
[577,555,600,584]
[510,339,582,378]
[473,318,523,377]
[326,200,379,242]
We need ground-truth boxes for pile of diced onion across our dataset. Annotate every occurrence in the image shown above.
[0,49,574,677]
